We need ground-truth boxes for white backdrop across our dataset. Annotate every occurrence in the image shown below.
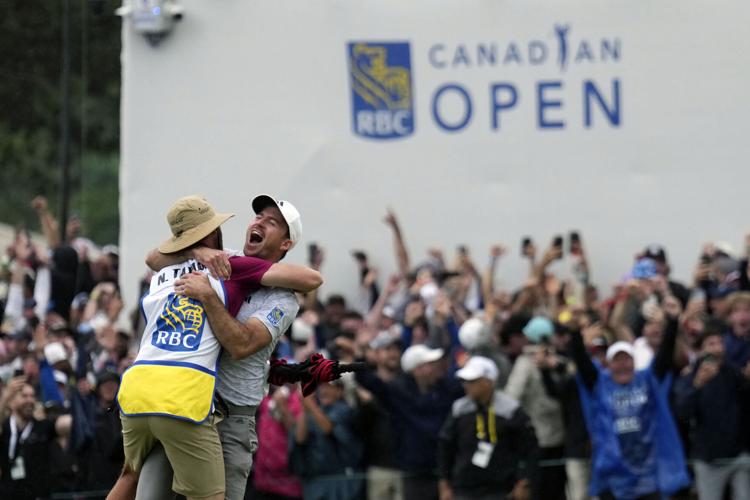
[119,0,750,310]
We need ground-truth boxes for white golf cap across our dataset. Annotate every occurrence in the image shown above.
[458,318,488,350]
[456,356,499,382]
[53,370,68,386]
[291,318,314,343]
[44,342,68,365]
[606,341,635,362]
[251,194,302,249]
[401,344,444,373]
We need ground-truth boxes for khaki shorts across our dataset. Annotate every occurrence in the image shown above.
[121,414,225,498]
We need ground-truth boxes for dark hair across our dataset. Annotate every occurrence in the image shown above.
[553,321,572,336]
[500,314,531,346]
[697,329,722,348]
[697,318,726,347]
[326,295,347,308]
[342,310,363,322]
[412,316,429,332]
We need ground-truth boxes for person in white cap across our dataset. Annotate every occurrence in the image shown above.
[569,297,688,500]
[457,317,513,388]
[107,195,320,500]
[438,356,538,500]
[137,194,317,500]
[355,343,463,500]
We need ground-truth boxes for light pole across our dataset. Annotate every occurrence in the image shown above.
[59,0,72,243]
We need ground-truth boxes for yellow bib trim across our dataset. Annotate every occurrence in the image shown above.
[117,362,216,423]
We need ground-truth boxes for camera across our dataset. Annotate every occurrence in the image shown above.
[552,235,564,259]
[569,231,581,254]
[351,250,367,263]
[697,353,717,366]
[521,237,533,257]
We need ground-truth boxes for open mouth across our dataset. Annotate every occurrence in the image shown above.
[249,230,264,244]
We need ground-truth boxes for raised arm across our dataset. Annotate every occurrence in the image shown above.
[384,208,411,279]
[0,377,26,420]
[481,245,505,320]
[301,244,324,313]
[570,327,599,391]
[608,294,636,343]
[365,274,401,329]
[532,244,562,284]
[652,296,681,380]
[32,196,61,249]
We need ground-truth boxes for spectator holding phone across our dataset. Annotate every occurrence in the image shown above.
[722,292,750,371]
[674,328,750,500]
[504,316,566,500]
[641,245,690,307]
[289,381,364,500]
[252,385,304,500]
[0,380,72,499]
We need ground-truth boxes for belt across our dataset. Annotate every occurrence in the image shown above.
[215,394,258,417]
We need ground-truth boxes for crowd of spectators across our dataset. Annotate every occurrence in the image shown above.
[0,197,128,499]
[2,197,750,500]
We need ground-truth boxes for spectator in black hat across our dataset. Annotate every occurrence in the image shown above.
[499,314,531,365]
[642,245,690,307]
[77,371,123,496]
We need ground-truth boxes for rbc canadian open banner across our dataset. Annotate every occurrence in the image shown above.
[119,0,750,306]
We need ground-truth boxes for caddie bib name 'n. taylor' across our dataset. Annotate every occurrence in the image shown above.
[117,259,225,423]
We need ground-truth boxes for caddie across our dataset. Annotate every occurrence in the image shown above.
[107,195,322,500]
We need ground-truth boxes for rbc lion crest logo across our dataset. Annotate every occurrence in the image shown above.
[152,293,206,352]
[347,42,414,140]
[266,306,285,327]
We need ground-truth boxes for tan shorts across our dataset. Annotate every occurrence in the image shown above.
[121,414,225,498]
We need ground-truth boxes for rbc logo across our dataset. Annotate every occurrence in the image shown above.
[347,42,414,140]
[152,294,206,352]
